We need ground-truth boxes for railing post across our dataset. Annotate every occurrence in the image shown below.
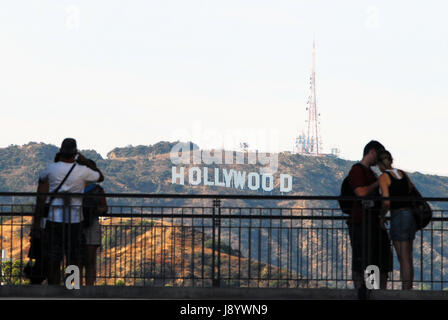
[212,199,221,287]
[359,204,369,300]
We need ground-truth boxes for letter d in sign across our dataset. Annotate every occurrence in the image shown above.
[364,265,380,289]
[65,265,80,290]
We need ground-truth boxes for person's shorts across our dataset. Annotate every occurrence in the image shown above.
[390,208,417,241]
[43,221,84,264]
[83,218,102,247]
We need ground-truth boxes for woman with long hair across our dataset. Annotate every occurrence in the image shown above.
[378,150,416,290]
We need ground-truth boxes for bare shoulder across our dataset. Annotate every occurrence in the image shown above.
[378,172,390,184]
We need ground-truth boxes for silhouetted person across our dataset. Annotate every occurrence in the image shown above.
[378,150,416,290]
[27,180,50,284]
[347,140,393,289]
[82,183,107,286]
[37,138,104,285]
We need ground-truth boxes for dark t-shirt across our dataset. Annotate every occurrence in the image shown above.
[347,163,380,224]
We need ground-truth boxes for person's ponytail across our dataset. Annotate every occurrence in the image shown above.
[379,150,393,168]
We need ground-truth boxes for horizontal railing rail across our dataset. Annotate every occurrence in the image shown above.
[1,192,448,201]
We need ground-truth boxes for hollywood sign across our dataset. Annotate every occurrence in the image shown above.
[169,144,292,192]
[171,167,293,192]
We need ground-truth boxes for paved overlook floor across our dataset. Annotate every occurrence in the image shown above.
[1,286,448,300]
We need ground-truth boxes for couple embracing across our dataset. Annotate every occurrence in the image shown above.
[347,140,417,291]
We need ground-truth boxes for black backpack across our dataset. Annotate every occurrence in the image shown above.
[338,164,362,215]
[401,171,432,230]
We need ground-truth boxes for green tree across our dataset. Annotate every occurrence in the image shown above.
[1,260,29,285]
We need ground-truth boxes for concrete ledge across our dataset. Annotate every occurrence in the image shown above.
[0,286,357,300]
[1,286,448,300]
[370,289,448,300]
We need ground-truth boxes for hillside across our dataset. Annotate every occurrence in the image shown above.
[1,141,448,209]
[0,216,306,288]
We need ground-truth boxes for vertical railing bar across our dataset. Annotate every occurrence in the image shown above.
[217,200,221,287]
[288,209,292,286]
[257,208,262,288]
[299,209,303,287]
[319,209,323,287]
[312,209,316,287]
[306,210,310,288]
[278,212,281,288]
[238,207,242,287]
[201,207,205,288]
[19,205,24,284]
[331,213,335,284]
[420,228,423,290]
[229,208,233,287]
[141,207,145,286]
[191,207,195,288]
[268,208,272,287]
[0,205,3,284]
[132,206,136,285]
[345,220,349,289]
[326,211,329,288]
[211,200,216,287]
[296,209,301,287]
[151,207,156,286]
[171,207,175,286]
[248,207,252,287]
[441,212,444,289]
[431,220,434,290]
[181,207,185,286]
[161,206,165,285]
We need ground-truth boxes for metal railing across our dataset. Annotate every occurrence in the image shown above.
[1,193,447,290]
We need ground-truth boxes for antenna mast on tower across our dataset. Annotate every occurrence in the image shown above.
[295,37,322,156]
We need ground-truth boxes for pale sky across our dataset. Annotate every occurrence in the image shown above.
[0,1,447,175]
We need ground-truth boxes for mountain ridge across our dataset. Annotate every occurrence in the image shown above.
[1,141,448,288]
[0,141,447,209]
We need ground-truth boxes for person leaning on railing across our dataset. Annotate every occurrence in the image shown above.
[378,150,416,290]
[33,138,104,285]
[347,140,393,290]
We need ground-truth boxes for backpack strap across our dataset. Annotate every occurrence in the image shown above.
[48,163,77,206]
[384,171,394,180]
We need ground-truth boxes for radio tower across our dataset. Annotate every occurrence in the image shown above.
[295,37,322,156]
